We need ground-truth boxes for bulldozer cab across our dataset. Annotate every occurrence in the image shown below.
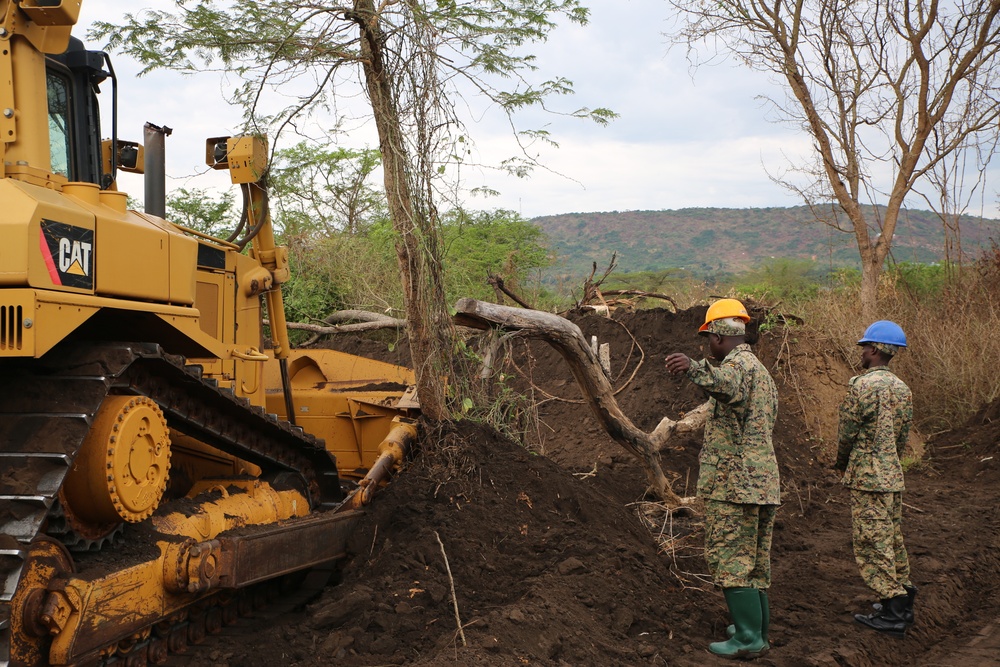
[45,36,114,187]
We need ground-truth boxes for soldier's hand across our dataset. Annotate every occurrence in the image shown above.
[665,353,692,375]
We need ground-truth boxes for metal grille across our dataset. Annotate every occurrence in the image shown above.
[0,305,22,350]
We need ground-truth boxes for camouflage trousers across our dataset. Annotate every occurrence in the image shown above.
[850,490,911,599]
[704,500,777,589]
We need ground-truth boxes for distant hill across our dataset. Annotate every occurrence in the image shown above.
[531,206,1000,277]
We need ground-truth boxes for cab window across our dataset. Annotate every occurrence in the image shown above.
[47,71,71,177]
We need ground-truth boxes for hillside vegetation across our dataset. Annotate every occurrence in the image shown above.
[533,206,1000,276]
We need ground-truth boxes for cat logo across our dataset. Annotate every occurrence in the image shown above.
[39,220,94,290]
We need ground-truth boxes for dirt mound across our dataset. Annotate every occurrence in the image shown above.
[316,420,688,666]
[180,307,1000,666]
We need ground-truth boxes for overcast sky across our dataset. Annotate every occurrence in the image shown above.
[79,1,999,220]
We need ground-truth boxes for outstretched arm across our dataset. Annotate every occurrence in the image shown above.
[686,358,744,404]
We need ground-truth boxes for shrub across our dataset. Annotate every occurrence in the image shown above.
[803,257,1000,431]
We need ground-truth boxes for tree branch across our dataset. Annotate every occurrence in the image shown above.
[454,298,702,507]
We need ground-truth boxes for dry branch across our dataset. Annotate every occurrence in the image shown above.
[454,298,705,507]
[284,319,406,334]
[265,310,407,345]
[579,254,617,308]
[486,273,533,309]
[601,290,679,312]
[650,402,710,451]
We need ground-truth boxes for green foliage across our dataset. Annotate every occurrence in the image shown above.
[440,209,552,302]
[278,231,400,342]
[269,143,385,237]
[271,208,553,326]
[887,261,950,298]
[732,258,826,303]
[166,188,238,238]
[281,250,350,325]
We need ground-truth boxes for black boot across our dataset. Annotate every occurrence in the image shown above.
[902,584,917,625]
[871,584,917,625]
[856,594,908,638]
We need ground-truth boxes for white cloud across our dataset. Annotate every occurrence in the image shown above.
[80,1,246,198]
[76,0,1000,219]
[467,133,812,217]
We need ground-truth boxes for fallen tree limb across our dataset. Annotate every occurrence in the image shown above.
[319,310,404,324]
[454,298,706,507]
[282,319,406,334]
[601,290,679,312]
[265,310,407,345]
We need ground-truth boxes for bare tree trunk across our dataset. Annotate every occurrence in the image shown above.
[857,242,881,322]
[455,298,703,506]
[857,215,894,321]
[355,0,451,420]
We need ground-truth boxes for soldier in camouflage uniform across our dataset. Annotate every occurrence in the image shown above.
[835,320,916,638]
[666,298,779,659]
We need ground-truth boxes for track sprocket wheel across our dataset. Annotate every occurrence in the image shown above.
[61,395,172,530]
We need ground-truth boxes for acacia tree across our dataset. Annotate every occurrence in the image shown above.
[94,1,612,421]
[269,143,385,238]
[166,187,238,237]
[669,0,1000,316]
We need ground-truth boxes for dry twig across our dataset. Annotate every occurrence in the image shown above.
[505,319,645,403]
[435,531,467,647]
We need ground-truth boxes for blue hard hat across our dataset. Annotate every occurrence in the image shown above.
[857,320,907,347]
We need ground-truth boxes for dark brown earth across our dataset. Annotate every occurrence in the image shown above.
[175,307,1000,667]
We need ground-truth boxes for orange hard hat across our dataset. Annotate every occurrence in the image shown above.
[698,298,751,332]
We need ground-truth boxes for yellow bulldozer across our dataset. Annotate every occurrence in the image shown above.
[0,2,420,665]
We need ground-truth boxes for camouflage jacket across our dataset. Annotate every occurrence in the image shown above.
[836,367,913,492]
[687,344,780,505]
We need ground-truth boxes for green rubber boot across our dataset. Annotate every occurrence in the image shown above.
[726,589,769,653]
[711,588,767,659]
[760,589,770,648]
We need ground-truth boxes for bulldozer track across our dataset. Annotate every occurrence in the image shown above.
[81,563,338,667]
[0,342,345,667]
[158,564,337,667]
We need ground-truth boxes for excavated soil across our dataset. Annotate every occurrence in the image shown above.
[177,307,1000,667]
